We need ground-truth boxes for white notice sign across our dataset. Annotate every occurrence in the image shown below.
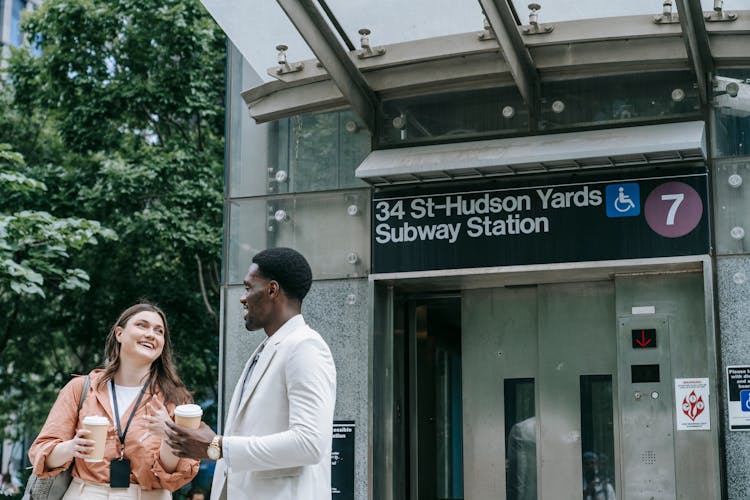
[675,378,710,430]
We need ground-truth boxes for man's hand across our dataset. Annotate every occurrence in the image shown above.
[164,420,216,460]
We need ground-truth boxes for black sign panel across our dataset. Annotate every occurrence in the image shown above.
[331,420,355,499]
[632,329,657,349]
[727,367,750,401]
[372,170,709,274]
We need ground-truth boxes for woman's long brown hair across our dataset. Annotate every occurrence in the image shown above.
[98,303,191,405]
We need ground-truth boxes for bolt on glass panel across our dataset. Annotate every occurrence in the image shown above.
[540,71,700,131]
[505,378,536,500]
[580,375,616,500]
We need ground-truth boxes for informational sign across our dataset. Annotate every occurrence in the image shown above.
[331,420,355,499]
[372,170,709,273]
[727,366,750,431]
[675,378,710,430]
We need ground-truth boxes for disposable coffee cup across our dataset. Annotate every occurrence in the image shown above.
[174,404,203,429]
[82,415,110,462]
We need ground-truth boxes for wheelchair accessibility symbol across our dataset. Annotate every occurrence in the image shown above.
[741,390,750,412]
[606,183,641,218]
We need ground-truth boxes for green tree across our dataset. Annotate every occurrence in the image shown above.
[0,0,225,450]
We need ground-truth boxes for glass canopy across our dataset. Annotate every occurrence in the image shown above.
[319,0,483,48]
[508,0,735,23]
[200,0,750,83]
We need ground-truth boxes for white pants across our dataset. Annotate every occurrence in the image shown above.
[62,478,171,500]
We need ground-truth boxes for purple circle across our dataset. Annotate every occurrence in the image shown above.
[644,181,703,238]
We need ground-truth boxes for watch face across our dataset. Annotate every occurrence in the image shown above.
[207,446,220,460]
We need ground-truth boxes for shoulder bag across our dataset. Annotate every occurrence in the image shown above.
[22,375,91,500]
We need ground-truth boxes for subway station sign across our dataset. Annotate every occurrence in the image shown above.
[372,170,709,273]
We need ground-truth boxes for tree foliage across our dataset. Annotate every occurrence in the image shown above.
[0,0,225,447]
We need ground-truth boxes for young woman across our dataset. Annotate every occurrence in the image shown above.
[28,303,199,499]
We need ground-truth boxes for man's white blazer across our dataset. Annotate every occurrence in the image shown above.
[211,315,337,500]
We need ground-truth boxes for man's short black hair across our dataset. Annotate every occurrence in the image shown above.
[252,247,312,301]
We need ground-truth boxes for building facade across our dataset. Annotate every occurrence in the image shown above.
[204,1,750,499]
[0,0,38,62]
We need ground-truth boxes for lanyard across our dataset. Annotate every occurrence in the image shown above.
[110,379,149,459]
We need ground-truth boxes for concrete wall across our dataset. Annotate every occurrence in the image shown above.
[718,256,750,500]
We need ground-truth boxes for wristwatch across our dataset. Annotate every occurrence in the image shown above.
[207,435,222,460]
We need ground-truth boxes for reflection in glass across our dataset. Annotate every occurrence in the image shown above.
[380,86,527,146]
[714,70,750,158]
[540,71,700,131]
[580,375,616,500]
[231,109,370,198]
[505,379,536,500]
[414,300,463,500]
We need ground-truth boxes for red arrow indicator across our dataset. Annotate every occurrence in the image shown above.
[635,329,652,347]
[631,328,657,349]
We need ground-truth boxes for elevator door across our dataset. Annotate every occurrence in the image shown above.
[462,281,618,500]
[461,274,721,500]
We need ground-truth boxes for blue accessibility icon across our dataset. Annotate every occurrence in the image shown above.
[741,390,750,412]
[606,183,641,218]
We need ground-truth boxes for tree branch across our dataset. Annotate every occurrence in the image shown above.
[0,298,19,354]
[195,254,217,321]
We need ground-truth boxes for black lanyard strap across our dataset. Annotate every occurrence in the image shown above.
[111,379,149,459]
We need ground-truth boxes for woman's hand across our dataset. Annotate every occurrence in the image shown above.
[46,428,96,468]
[144,397,172,439]
[70,428,96,460]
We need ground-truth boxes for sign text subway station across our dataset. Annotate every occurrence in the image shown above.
[372,171,709,274]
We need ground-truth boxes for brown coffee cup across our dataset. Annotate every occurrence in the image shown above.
[82,415,110,462]
[174,404,203,429]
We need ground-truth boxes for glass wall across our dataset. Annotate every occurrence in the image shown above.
[379,86,527,146]
[712,69,750,256]
[540,71,700,131]
[230,110,370,198]
[714,69,750,158]
[226,44,372,283]
[377,71,702,147]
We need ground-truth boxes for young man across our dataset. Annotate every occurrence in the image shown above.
[165,248,337,500]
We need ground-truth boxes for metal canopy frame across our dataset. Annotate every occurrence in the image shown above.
[248,4,747,127]
[676,0,714,104]
[275,0,380,133]
[477,0,539,120]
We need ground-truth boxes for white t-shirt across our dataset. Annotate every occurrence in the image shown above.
[108,384,142,421]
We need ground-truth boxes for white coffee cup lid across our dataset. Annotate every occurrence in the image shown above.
[174,404,203,418]
[83,415,110,426]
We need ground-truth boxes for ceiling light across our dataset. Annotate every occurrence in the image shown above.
[551,100,565,113]
[671,88,686,102]
[502,105,516,118]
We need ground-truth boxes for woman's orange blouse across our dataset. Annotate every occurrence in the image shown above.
[28,369,199,492]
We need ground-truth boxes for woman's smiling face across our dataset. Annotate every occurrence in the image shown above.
[115,311,165,364]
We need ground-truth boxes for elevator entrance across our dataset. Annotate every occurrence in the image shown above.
[392,270,720,500]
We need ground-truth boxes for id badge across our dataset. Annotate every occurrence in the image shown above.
[110,458,131,488]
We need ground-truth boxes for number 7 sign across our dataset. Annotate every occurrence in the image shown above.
[644,181,703,238]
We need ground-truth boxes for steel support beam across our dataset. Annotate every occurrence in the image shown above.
[675,0,714,104]
[276,0,379,132]
[478,0,539,117]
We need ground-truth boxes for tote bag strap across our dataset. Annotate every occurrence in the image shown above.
[77,375,90,413]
